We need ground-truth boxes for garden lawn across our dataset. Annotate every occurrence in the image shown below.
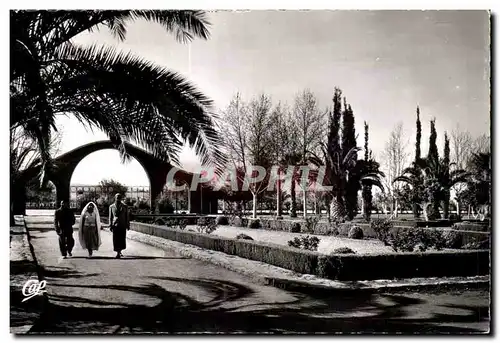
[199,225,395,255]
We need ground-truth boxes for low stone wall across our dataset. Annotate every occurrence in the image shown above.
[129,221,490,281]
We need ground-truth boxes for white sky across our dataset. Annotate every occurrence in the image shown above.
[62,10,490,186]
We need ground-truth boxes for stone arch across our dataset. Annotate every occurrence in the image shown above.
[18,140,217,213]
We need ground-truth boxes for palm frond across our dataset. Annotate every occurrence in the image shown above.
[49,43,226,171]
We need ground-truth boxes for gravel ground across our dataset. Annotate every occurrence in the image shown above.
[10,226,46,334]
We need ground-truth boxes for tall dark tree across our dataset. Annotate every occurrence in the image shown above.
[416,106,422,161]
[442,133,451,218]
[427,119,440,218]
[312,88,384,223]
[411,106,423,218]
[342,102,358,220]
[428,119,439,164]
[362,121,373,220]
[329,88,344,218]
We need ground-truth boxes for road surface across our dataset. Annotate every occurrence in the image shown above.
[19,219,490,334]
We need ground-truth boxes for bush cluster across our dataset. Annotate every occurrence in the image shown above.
[165,219,188,231]
[332,247,356,254]
[248,218,261,229]
[303,216,321,233]
[236,233,254,240]
[196,217,218,234]
[348,226,364,239]
[287,235,320,251]
[216,216,229,225]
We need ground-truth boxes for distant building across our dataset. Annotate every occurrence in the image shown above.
[70,184,150,201]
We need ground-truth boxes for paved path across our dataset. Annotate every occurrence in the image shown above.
[20,222,490,334]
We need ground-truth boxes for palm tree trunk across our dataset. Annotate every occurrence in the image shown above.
[412,203,420,219]
[252,193,257,219]
[276,186,282,218]
[429,195,440,220]
[290,181,297,218]
[443,190,450,219]
[454,199,460,218]
[329,196,346,223]
[302,189,307,219]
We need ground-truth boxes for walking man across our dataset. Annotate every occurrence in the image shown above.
[54,200,76,259]
[109,193,129,258]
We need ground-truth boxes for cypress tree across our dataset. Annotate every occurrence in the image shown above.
[413,106,422,218]
[416,106,421,161]
[428,119,439,164]
[427,119,440,219]
[362,121,372,220]
[329,88,343,207]
[342,102,358,220]
[443,132,451,218]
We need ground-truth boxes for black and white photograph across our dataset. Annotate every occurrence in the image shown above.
[9,7,491,334]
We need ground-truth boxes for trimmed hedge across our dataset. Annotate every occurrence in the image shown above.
[130,222,490,281]
[133,215,204,226]
[452,222,490,232]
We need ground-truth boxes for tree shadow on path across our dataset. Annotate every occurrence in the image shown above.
[28,277,490,334]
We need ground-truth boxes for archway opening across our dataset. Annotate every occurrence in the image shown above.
[70,150,150,214]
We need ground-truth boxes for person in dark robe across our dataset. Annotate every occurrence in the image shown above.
[54,200,76,259]
[109,193,129,258]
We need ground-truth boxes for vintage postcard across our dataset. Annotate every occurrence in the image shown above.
[10,9,491,334]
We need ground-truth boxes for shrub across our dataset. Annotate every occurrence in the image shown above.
[156,197,174,214]
[443,230,463,249]
[135,199,150,211]
[417,229,446,252]
[303,216,320,233]
[288,237,302,249]
[328,225,340,236]
[287,235,320,251]
[196,217,218,234]
[332,247,356,254]
[248,218,261,229]
[236,233,254,240]
[390,229,418,252]
[166,219,188,231]
[390,228,446,253]
[154,218,166,226]
[371,219,393,245]
[290,222,301,233]
[216,216,229,225]
[134,209,150,216]
[463,239,490,250]
[229,216,243,227]
[348,226,364,239]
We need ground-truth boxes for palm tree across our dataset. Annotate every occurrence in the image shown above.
[310,146,384,222]
[11,10,226,187]
[462,152,491,219]
[395,157,469,220]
